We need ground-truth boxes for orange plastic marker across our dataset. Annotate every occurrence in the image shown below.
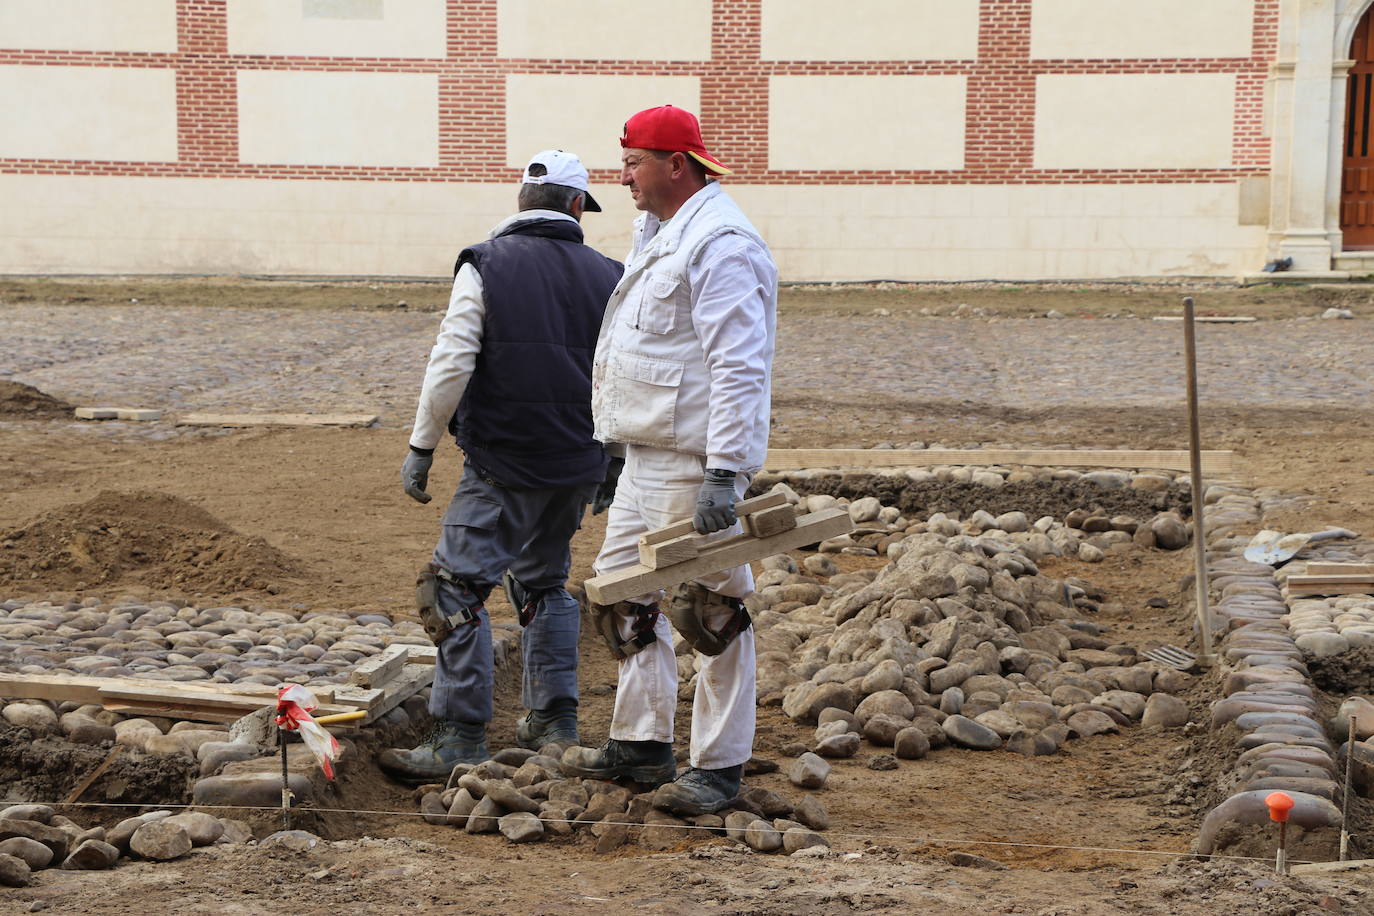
[1266,791,1294,874]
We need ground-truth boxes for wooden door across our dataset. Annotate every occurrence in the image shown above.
[1343,10,1374,248]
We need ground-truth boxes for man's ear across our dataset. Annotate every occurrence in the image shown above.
[571,194,585,223]
[669,151,689,179]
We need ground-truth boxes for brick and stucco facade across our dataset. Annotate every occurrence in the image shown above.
[0,0,1366,279]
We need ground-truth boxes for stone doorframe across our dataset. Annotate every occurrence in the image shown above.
[1268,0,1374,272]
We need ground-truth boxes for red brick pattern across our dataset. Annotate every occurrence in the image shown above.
[0,0,1277,184]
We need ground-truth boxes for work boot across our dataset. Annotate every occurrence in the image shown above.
[378,720,488,782]
[516,697,579,751]
[560,738,676,786]
[651,765,743,816]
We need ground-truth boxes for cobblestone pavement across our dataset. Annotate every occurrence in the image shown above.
[4,305,1372,431]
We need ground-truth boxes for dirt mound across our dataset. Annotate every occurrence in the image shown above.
[0,380,72,419]
[0,490,299,596]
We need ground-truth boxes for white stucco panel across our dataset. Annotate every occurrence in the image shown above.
[0,65,178,161]
[770,76,966,171]
[226,0,446,58]
[1030,0,1254,59]
[760,0,978,60]
[237,70,439,167]
[506,75,701,169]
[497,0,711,60]
[1034,74,1235,169]
[0,0,177,52]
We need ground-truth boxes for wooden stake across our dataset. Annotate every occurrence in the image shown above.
[1343,714,1357,861]
[1183,297,1214,667]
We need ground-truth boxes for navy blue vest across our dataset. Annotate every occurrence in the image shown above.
[448,216,623,489]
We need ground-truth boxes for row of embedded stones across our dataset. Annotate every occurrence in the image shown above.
[758,467,1199,566]
[745,482,1195,762]
[414,746,835,856]
[1273,535,1374,656]
[1192,485,1345,856]
[0,598,520,690]
[0,802,257,887]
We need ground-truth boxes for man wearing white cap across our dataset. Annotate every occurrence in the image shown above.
[380,150,624,781]
[561,106,778,816]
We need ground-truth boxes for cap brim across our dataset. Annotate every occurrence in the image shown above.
[688,150,732,176]
[582,189,602,212]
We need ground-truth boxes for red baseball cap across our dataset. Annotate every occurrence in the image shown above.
[620,105,732,176]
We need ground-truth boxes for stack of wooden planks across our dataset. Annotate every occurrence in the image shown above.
[583,491,854,605]
[0,644,437,727]
[1285,563,1374,598]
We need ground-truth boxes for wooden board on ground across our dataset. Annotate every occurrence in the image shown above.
[1305,563,1374,576]
[586,507,854,605]
[762,448,1235,475]
[363,663,435,724]
[177,412,378,428]
[1284,574,1374,587]
[0,672,339,706]
[1152,316,1257,323]
[349,644,410,687]
[404,645,437,665]
[1286,585,1374,597]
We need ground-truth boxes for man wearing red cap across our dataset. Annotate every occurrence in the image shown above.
[561,106,778,816]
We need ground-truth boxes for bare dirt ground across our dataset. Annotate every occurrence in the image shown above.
[4,279,1374,914]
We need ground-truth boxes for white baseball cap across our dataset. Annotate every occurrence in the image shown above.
[523,149,601,211]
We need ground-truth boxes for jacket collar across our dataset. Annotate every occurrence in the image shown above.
[490,209,583,243]
[635,182,722,256]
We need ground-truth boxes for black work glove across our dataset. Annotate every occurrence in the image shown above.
[401,447,434,503]
[693,468,737,534]
[591,456,624,515]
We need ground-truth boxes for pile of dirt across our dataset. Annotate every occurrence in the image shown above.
[0,490,299,596]
[0,380,72,419]
[0,724,195,813]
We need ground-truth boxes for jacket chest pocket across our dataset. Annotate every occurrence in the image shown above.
[630,272,683,335]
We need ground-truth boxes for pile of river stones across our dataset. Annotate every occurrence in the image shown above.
[0,802,256,886]
[411,745,833,855]
[746,484,1195,760]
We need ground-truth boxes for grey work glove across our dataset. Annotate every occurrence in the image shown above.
[401,447,434,503]
[693,468,738,534]
[591,456,624,515]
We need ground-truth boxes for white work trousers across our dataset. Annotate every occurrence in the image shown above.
[593,445,756,769]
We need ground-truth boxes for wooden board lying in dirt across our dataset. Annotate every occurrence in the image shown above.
[763,448,1235,475]
[177,412,379,428]
[1303,563,1374,576]
[585,507,854,605]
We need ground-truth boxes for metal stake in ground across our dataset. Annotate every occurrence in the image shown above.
[1267,791,1294,875]
[1342,714,1357,861]
[1182,296,1215,667]
[279,725,291,831]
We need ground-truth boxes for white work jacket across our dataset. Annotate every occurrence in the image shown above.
[591,182,777,473]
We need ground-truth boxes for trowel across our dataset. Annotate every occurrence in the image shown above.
[1243,528,1358,566]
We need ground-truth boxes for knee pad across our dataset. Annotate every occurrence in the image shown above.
[503,571,555,628]
[665,583,752,657]
[417,563,487,645]
[593,601,660,660]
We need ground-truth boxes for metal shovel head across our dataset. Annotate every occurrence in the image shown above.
[1244,528,1358,566]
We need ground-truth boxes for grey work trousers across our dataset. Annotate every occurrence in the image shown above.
[427,461,594,724]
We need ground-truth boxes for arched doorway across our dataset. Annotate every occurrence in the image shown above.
[1342,5,1374,248]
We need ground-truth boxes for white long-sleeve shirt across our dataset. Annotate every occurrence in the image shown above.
[409,209,578,450]
[591,183,776,473]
